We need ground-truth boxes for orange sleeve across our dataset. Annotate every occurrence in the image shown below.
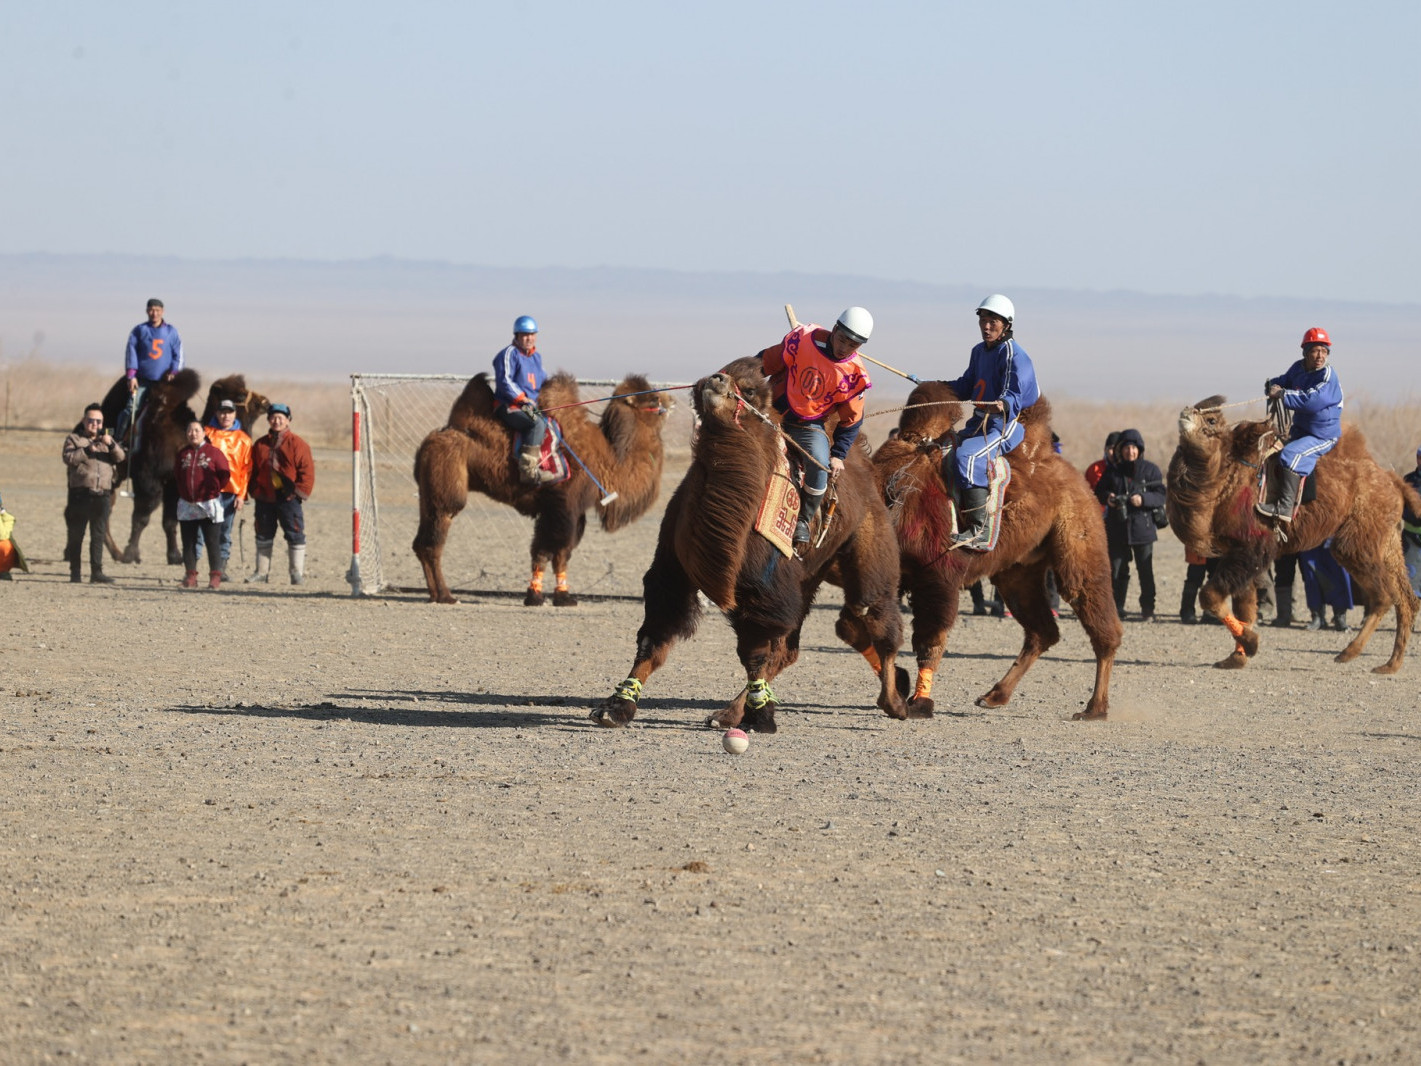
[759,343,786,376]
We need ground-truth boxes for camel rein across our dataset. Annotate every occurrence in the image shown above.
[539,385,691,415]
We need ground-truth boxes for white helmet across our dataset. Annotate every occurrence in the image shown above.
[976,294,1015,325]
[835,306,873,344]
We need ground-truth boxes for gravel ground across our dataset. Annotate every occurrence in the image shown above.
[3,428,1419,1065]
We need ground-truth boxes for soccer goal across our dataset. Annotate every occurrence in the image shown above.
[347,373,691,599]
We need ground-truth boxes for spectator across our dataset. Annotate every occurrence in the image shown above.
[1404,446,1421,598]
[1084,432,1121,495]
[175,419,231,590]
[196,398,254,580]
[1298,540,1353,631]
[1271,552,1300,627]
[0,491,29,580]
[1094,428,1166,620]
[247,403,315,585]
[61,403,125,584]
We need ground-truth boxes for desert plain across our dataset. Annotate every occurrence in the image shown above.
[2,422,1419,1065]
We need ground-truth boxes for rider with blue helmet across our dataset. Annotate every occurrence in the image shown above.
[493,316,556,484]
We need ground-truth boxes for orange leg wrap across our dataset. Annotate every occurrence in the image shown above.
[1222,614,1246,638]
[555,571,569,593]
[914,668,935,700]
[528,570,544,593]
[861,647,883,674]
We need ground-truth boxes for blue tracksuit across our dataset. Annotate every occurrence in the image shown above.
[492,344,549,451]
[947,338,1040,488]
[1267,360,1343,475]
[125,322,184,383]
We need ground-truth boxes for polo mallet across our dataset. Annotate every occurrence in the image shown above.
[784,304,923,384]
[556,432,618,506]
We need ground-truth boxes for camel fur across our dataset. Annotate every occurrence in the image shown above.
[412,371,670,605]
[873,381,1121,720]
[591,357,913,733]
[1168,397,1420,672]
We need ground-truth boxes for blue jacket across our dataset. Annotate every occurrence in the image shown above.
[947,338,1040,436]
[1267,360,1343,440]
[125,322,184,382]
[492,344,547,407]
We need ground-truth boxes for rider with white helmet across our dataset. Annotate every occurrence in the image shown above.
[945,294,1041,550]
[759,306,875,548]
[492,315,558,485]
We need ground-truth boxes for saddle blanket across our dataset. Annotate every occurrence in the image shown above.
[755,450,800,558]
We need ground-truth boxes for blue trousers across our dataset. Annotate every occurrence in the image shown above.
[495,404,549,452]
[954,417,1024,488]
[1279,434,1338,477]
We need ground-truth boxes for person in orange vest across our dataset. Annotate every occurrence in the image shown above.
[198,398,254,580]
[759,307,874,547]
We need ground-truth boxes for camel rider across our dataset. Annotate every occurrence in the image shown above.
[945,295,1040,550]
[116,298,184,446]
[759,307,874,547]
[1258,327,1343,521]
[492,315,557,485]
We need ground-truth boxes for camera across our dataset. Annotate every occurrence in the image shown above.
[1111,497,1129,521]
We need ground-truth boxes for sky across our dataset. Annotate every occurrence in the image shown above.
[3,1,1419,306]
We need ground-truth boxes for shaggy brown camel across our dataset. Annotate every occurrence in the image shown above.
[591,358,913,733]
[412,372,670,605]
[874,381,1121,720]
[1168,397,1420,672]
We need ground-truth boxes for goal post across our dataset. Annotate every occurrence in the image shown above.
[347,373,689,599]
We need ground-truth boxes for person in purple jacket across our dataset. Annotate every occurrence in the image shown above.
[492,315,556,484]
[944,294,1040,550]
[1257,327,1344,521]
[116,298,184,444]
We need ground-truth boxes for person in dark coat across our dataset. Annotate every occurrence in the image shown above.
[1094,428,1166,620]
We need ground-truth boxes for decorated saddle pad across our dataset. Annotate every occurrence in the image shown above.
[512,417,571,485]
[755,448,800,558]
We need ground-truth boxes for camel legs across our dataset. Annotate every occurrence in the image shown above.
[412,510,458,604]
[591,538,702,728]
[1332,538,1416,674]
[1049,540,1123,721]
[1199,554,1264,669]
[976,563,1061,711]
[833,576,914,721]
[528,509,585,607]
[901,572,960,717]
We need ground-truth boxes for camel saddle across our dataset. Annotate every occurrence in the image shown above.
[755,446,801,558]
[1256,452,1318,522]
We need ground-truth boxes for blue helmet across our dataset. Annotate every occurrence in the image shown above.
[513,315,539,335]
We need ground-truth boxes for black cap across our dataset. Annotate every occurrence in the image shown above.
[218,399,236,411]
[146,298,164,309]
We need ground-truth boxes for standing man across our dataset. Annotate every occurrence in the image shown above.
[246,403,315,585]
[945,295,1040,550]
[116,298,184,444]
[1094,428,1166,621]
[1257,327,1343,520]
[201,398,254,579]
[759,306,874,547]
[493,315,556,485]
[61,403,125,584]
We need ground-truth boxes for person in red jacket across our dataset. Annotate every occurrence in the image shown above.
[175,419,231,589]
[246,403,315,585]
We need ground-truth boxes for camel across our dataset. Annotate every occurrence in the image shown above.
[412,371,670,605]
[591,357,914,733]
[94,372,269,566]
[873,381,1121,720]
[1167,397,1420,672]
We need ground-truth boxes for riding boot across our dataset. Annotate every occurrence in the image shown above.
[1270,584,1294,627]
[288,544,306,585]
[246,539,273,583]
[89,540,114,584]
[794,492,823,548]
[951,486,991,550]
[1332,610,1348,632]
[1305,610,1324,631]
[70,560,82,583]
[1263,466,1302,521]
[518,445,544,484]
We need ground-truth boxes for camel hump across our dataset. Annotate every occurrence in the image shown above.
[539,371,580,411]
[167,368,202,405]
[448,374,496,431]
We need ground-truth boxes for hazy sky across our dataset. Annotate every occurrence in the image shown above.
[3,1,1418,305]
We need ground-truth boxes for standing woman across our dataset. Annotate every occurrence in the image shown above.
[175,419,231,590]
[1094,428,1165,620]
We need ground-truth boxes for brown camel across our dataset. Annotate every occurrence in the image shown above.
[591,358,913,733]
[94,373,268,566]
[412,372,670,605]
[873,381,1122,720]
[1167,397,1420,671]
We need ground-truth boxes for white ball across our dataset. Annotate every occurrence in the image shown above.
[722,728,749,754]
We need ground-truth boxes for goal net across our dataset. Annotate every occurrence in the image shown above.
[348,373,692,600]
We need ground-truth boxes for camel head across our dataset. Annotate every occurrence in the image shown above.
[695,358,773,426]
[1178,395,1230,449]
[609,375,673,420]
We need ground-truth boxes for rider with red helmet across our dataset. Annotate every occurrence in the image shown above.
[1258,327,1343,520]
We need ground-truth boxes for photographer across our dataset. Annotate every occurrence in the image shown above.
[61,403,125,584]
[1093,428,1166,621]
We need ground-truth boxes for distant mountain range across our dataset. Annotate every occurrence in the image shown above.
[1,253,1416,403]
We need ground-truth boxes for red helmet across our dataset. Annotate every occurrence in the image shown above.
[1301,327,1331,349]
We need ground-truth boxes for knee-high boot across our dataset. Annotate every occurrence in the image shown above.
[246,538,273,583]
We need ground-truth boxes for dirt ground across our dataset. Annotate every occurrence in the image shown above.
[3,427,1419,1065]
